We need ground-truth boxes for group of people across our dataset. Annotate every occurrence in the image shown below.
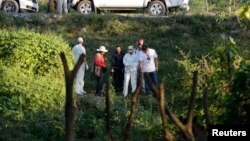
[72,37,159,97]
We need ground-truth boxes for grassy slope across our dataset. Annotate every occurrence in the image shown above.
[1,11,249,92]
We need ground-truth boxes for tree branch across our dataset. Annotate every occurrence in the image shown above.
[159,83,173,141]
[187,71,198,127]
[59,52,86,141]
[105,77,114,141]
[72,53,85,77]
[124,77,142,141]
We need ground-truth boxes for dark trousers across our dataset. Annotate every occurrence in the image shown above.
[95,72,104,95]
[113,68,124,92]
[137,70,145,92]
[144,71,158,95]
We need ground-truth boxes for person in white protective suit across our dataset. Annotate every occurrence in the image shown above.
[72,37,89,95]
[122,45,139,97]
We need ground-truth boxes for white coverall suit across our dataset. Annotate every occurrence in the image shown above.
[72,44,86,95]
[123,52,138,97]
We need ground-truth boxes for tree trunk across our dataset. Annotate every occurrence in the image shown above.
[202,74,210,125]
[144,71,198,140]
[124,79,142,141]
[60,53,85,141]
[65,74,75,141]
[159,83,173,141]
[105,77,114,141]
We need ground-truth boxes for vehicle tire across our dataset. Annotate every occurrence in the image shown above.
[2,0,19,14]
[148,1,166,16]
[77,0,93,14]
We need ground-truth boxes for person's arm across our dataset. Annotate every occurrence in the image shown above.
[123,54,129,67]
[153,49,158,71]
[139,53,143,72]
[82,47,89,70]
[138,51,145,73]
[139,60,144,73]
[154,57,158,71]
[131,54,138,67]
[111,54,116,72]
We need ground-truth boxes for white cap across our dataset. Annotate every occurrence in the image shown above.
[77,37,83,43]
[97,46,108,52]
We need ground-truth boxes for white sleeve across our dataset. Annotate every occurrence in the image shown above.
[138,52,143,61]
[153,49,158,58]
[139,52,145,61]
[123,54,128,66]
[82,47,86,55]
[132,54,139,66]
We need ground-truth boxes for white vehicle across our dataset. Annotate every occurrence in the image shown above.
[71,0,189,16]
[0,0,39,13]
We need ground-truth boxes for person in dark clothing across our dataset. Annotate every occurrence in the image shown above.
[111,45,125,92]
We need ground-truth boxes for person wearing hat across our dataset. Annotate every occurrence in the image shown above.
[122,45,139,97]
[94,46,108,96]
[72,37,88,95]
[139,44,158,95]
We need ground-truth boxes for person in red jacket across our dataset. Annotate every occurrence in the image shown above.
[94,46,108,96]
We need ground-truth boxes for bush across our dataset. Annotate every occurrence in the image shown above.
[0,29,73,76]
[0,29,73,140]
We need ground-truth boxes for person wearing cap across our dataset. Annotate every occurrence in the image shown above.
[94,46,108,96]
[122,45,139,97]
[72,37,88,96]
[111,45,125,93]
[139,44,158,95]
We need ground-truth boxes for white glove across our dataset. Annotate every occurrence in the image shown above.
[85,64,89,71]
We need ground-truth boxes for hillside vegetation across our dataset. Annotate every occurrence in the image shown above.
[0,1,250,140]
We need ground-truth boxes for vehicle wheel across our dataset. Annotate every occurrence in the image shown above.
[2,0,19,14]
[148,1,166,16]
[77,0,93,14]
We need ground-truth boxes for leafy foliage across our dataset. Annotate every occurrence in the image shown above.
[175,35,250,124]
[224,61,250,124]
[0,29,73,76]
[236,0,250,20]
[0,29,73,140]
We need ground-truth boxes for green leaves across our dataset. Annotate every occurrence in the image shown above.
[236,3,250,20]
[0,29,71,141]
[0,29,73,76]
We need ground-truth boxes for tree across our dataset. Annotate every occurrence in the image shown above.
[60,53,85,141]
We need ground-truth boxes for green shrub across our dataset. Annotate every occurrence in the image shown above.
[0,29,73,76]
[0,29,73,140]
